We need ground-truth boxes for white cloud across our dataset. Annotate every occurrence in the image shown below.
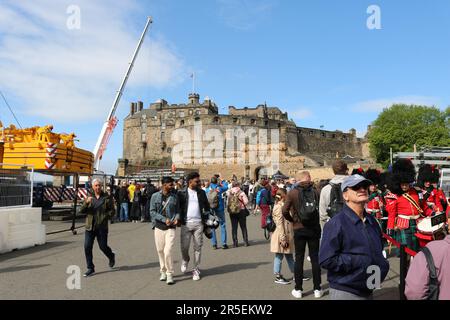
[0,0,186,122]
[291,108,313,120]
[353,96,440,113]
[217,0,277,31]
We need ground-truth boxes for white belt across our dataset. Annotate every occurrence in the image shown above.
[398,215,420,220]
[367,209,380,213]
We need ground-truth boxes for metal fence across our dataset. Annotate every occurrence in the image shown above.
[0,164,34,208]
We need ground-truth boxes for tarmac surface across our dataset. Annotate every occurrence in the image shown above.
[0,215,401,300]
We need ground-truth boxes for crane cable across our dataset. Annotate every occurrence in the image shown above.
[0,90,22,129]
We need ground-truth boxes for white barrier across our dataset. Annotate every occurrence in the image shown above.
[0,207,46,254]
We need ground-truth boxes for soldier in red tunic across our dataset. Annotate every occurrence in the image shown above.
[417,164,444,216]
[365,169,384,221]
[385,159,422,253]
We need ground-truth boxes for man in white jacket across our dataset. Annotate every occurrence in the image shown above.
[319,160,349,228]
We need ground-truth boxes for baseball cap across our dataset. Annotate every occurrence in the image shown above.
[341,174,372,192]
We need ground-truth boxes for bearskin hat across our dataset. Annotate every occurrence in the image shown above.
[378,172,390,192]
[387,159,416,195]
[364,169,381,185]
[351,167,365,176]
[417,164,439,186]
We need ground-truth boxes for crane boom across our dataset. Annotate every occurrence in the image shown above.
[93,16,153,170]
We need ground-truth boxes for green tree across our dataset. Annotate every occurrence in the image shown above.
[368,104,450,167]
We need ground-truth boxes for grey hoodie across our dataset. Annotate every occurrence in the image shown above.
[319,175,347,226]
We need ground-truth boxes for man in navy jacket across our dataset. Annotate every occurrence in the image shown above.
[319,174,389,300]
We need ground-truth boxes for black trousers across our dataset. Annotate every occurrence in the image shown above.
[294,230,321,291]
[84,227,114,270]
[230,211,248,243]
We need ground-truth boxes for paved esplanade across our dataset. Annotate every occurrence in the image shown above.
[0,216,400,300]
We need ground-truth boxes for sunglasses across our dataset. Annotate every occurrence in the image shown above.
[349,183,369,191]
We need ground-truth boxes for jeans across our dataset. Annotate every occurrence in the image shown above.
[211,209,227,246]
[294,230,321,291]
[274,253,295,275]
[329,288,373,300]
[84,227,114,270]
[230,211,248,244]
[180,222,204,270]
[120,202,129,222]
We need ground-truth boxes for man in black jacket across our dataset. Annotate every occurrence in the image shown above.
[178,172,210,281]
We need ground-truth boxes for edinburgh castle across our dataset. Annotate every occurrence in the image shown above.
[118,93,368,180]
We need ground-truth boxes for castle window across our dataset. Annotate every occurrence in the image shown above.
[195,117,200,121]
[233,118,238,124]
[298,130,302,134]
[309,130,314,136]
[141,122,147,131]
[213,117,219,124]
[251,119,256,125]
[141,133,146,142]
[189,109,193,115]
[161,123,166,130]
[265,120,268,126]
[195,109,201,116]
[321,132,325,137]
[278,123,281,128]
[180,120,185,126]
[332,134,336,138]
[179,111,185,117]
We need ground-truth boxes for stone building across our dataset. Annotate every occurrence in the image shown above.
[118,93,365,180]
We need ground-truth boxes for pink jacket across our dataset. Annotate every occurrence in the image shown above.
[405,235,450,300]
[228,187,249,210]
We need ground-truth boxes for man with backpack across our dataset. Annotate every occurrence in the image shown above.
[282,171,323,299]
[319,160,349,228]
[205,175,229,249]
[405,234,450,300]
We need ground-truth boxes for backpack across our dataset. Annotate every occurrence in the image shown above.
[207,188,219,209]
[421,246,440,300]
[298,186,319,226]
[227,192,241,215]
[256,189,264,206]
[326,183,344,218]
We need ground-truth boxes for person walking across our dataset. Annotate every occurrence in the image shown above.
[205,175,229,249]
[282,171,322,298]
[227,181,250,247]
[178,172,210,281]
[271,188,295,285]
[80,178,116,277]
[258,180,273,229]
[118,181,130,222]
[150,176,180,285]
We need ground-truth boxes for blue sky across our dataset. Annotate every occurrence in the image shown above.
[1,0,449,174]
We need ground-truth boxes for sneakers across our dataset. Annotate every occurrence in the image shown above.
[222,244,229,249]
[166,274,174,285]
[314,289,324,298]
[212,244,218,250]
[291,289,303,299]
[303,277,311,281]
[181,261,188,274]
[109,253,116,268]
[274,274,291,285]
[193,269,201,281]
[159,272,167,281]
[83,269,95,277]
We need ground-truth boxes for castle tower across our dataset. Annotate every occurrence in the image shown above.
[188,93,200,105]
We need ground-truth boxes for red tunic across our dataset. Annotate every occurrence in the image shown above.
[421,188,444,216]
[385,188,422,230]
[366,192,383,219]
